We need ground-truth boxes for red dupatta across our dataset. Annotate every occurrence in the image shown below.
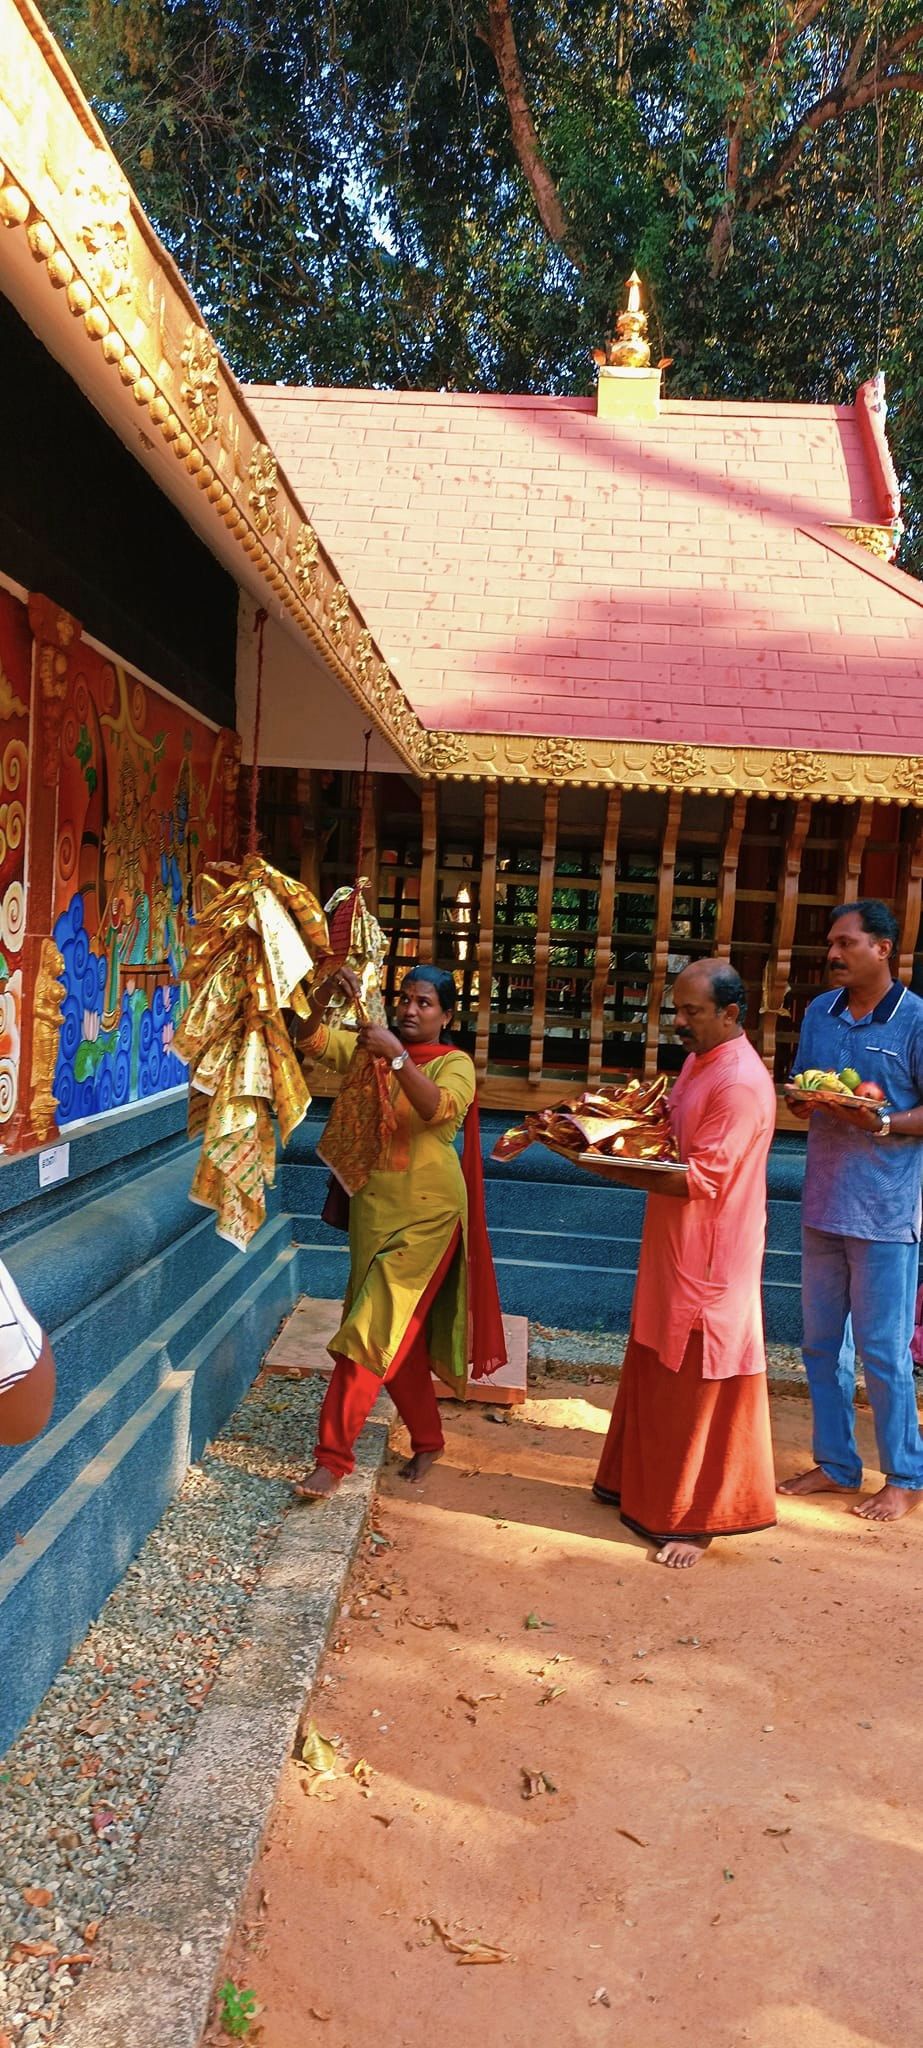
[406,1041,507,1380]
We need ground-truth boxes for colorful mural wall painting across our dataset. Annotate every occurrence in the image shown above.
[51,641,228,1124]
[0,589,30,1140]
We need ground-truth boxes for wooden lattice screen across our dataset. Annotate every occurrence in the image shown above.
[253,767,923,1113]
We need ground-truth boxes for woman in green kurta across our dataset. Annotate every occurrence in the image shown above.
[293,964,506,1499]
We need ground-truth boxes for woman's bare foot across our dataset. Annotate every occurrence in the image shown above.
[292,1466,340,1502]
[398,1449,442,1484]
[853,1484,922,1522]
[654,1537,710,1569]
[777,1467,856,1496]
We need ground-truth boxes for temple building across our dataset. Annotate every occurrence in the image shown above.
[1,0,922,1743]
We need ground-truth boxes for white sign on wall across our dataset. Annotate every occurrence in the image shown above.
[38,1144,70,1189]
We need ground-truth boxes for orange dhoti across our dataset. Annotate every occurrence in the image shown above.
[593,1330,777,1543]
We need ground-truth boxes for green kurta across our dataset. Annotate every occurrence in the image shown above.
[314,1026,476,1390]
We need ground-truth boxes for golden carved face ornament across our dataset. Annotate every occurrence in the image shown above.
[247,443,278,535]
[70,149,133,303]
[180,325,221,439]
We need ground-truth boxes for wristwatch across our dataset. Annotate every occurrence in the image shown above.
[390,1050,408,1072]
[875,1107,892,1138]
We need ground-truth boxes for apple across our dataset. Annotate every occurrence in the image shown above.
[855,1081,886,1102]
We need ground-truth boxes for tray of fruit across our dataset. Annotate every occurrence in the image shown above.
[784,1068,888,1116]
[491,1075,684,1174]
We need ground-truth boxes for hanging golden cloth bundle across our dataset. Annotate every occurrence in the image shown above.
[173,854,331,1249]
[322,878,388,1026]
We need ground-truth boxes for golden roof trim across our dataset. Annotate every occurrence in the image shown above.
[0,0,433,772]
[416,731,923,803]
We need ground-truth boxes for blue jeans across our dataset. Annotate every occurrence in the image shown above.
[801,1227,923,1489]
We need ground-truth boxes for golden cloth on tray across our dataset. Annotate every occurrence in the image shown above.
[173,855,330,1249]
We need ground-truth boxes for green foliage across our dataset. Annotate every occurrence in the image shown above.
[43,0,923,563]
[218,1980,258,2040]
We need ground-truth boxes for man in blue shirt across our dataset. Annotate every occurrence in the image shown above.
[779,899,923,1521]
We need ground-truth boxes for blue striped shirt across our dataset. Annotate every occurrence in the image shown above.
[794,981,923,1242]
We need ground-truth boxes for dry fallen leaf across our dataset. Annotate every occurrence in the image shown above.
[372,1814,398,1828]
[83,1921,101,1944]
[590,1987,612,2008]
[524,1612,554,1631]
[764,1826,791,1838]
[7,1940,58,1962]
[615,1828,649,1848]
[300,1725,338,1776]
[457,1692,503,1709]
[21,1887,53,1909]
[309,2007,332,2022]
[520,1767,557,1800]
[539,1686,566,1706]
[428,1917,511,1965]
[352,1759,374,1790]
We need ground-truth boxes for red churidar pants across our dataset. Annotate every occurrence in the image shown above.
[314,1225,462,1478]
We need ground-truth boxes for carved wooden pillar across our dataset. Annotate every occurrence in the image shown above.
[474,786,499,1083]
[528,787,559,1087]
[837,798,874,906]
[895,807,923,984]
[759,796,812,1074]
[15,595,84,1152]
[643,790,682,1079]
[587,790,621,1088]
[418,782,438,958]
[715,792,748,957]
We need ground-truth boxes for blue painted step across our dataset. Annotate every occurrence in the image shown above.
[0,1109,298,1755]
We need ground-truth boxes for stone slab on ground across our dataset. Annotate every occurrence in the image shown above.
[264,1295,529,1405]
[55,1416,388,2048]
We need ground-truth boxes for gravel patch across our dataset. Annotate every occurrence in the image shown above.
[0,1367,326,2047]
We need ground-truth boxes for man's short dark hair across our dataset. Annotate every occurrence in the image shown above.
[681,960,748,1024]
[707,963,748,1025]
[830,898,898,952]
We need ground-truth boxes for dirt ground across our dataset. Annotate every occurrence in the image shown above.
[208,1380,923,2048]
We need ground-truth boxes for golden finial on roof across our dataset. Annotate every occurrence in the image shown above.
[592,269,651,370]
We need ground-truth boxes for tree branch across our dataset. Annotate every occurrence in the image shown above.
[477,0,585,268]
[708,15,923,274]
[745,61,923,216]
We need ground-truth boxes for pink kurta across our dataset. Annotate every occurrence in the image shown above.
[631,1034,776,1380]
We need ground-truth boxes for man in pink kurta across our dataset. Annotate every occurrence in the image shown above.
[594,960,778,1568]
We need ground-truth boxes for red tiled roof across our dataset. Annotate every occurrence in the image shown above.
[247,380,922,752]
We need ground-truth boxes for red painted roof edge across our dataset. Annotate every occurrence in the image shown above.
[855,376,902,524]
[245,383,853,420]
[799,520,923,605]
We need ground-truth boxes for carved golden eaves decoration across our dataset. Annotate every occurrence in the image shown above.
[180,324,221,440]
[0,0,430,775]
[408,728,923,805]
[829,522,900,562]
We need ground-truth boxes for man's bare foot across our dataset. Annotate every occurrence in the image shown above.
[654,1537,710,1569]
[292,1465,340,1501]
[777,1467,856,1496]
[398,1449,442,1484]
[853,1484,923,1523]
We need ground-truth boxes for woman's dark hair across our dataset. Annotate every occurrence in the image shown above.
[705,963,748,1024]
[830,898,898,953]
[401,964,458,1040]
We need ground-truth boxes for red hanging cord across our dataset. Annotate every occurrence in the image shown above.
[355,726,372,885]
[247,607,268,857]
